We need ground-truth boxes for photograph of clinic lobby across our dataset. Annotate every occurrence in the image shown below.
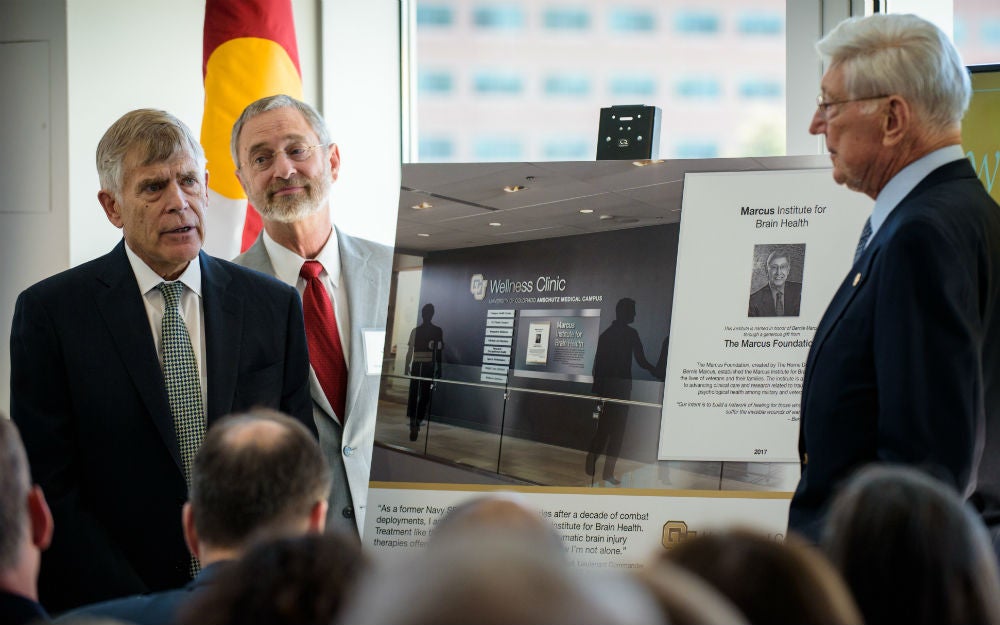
[4,1,1000,497]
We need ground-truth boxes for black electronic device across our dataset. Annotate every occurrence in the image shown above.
[596,104,661,160]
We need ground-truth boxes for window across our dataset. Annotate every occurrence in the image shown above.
[474,137,523,160]
[608,8,656,33]
[674,141,719,158]
[737,12,782,35]
[473,5,525,29]
[408,0,787,162]
[419,137,455,159]
[417,5,454,26]
[609,75,657,97]
[739,79,782,99]
[473,71,523,94]
[543,138,590,159]
[544,74,590,96]
[544,7,590,30]
[675,10,720,34]
[675,77,722,99]
[419,69,454,94]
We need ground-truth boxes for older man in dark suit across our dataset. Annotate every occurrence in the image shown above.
[789,14,1000,545]
[10,109,314,612]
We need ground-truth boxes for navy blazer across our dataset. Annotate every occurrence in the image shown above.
[56,560,230,625]
[10,241,314,612]
[789,159,1000,542]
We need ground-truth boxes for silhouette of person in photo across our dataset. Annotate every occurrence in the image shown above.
[586,298,656,484]
[406,303,443,441]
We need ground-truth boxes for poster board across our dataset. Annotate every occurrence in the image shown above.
[657,169,871,461]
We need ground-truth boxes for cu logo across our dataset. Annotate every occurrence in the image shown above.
[470,273,486,301]
[661,520,697,550]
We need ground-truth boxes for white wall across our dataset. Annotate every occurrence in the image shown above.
[0,0,70,416]
[320,0,401,245]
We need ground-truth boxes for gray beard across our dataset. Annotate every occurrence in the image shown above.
[256,178,331,224]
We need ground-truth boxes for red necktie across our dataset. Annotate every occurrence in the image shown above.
[300,260,347,420]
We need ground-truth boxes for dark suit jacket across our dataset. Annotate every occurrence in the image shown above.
[10,241,313,612]
[0,590,49,625]
[56,561,229,625]
[748,281,802,317]
[788,159,1000,542]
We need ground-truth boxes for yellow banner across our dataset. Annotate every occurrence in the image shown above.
[963,67,1000,204]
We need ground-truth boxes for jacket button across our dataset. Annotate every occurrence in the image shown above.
[342,506,354,519]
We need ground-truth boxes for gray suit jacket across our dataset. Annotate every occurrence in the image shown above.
[234,227,392,536]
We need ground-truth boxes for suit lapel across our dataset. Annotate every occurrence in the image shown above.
[337,229,379,423]
[201,253,242,425]
[94,242,182,471]
[804,159,973,396]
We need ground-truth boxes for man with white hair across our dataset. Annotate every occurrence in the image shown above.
[790,13,1000,547]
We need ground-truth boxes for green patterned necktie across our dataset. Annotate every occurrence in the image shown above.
[158,281,205,485]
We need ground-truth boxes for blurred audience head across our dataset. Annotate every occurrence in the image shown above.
[823,463,1000,625]
[634,558,749,625]
[662,527,860,625]
[428,494,565,558]
[185,408,331,564]
[0,415,52,601]
[336,531,665,625]
[178,532,365,625]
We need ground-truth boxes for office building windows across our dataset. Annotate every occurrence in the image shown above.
[419,69,454,94]
[543,138,590,159]
[473,5,525,29]
[408,0,786,162]
[474,137,523,160]
[943,1,1000,65]
[675,77,722,99]
[417,5,454,27]
[737,12,782,35]
[982,20,1000,44]
[473,71,523,94]
[608,8,656,33]
[675,10,721,34]
[419,137,455,159]
[543,7,590,30]
[609,76,657,97]
[739,79,782,99]
[675,141,719,158]
[544,74,590,96]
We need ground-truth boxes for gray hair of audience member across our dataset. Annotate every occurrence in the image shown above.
[177,531,366,625]
[189,408,332,549]
[633,558,750,625]
[335,531,666,625]
[427,494,566,559]
[816,13,970,132]
[661,527,860,625]
[0,416,30,571]
[96,108,206,199]
[229,94,333,167]
[823,464,1000,625]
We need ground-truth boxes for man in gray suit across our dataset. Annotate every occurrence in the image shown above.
[230,95,392,538]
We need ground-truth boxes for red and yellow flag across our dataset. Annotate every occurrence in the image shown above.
[201,0,303,258]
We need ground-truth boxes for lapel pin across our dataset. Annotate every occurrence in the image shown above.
[852,273,861,287]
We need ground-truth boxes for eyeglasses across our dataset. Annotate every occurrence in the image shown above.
[244,144,324,172]
[815,94,890,116]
